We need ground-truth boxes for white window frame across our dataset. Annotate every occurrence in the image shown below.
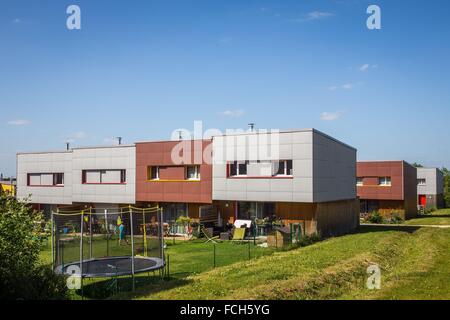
[356,177,363,186]
[27,173,64,187]
[417,178,426,186]
[229,161,248,177]
[83,169,126,184]
[186,165,200,180]
[54,173,65,186]
[378,177,391,186]
[150,166,160,180]
[273,160,293,176]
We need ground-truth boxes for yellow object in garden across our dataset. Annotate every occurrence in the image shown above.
[0,184,14,195]
[232,228,246,241]
[117,216,122,226]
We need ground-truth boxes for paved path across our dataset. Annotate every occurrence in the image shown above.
[361,223,450,229]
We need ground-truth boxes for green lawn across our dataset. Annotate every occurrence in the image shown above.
[403,208,450,226]
[40,222,450,300]
[40,237,278,299]
[118,226,449,300]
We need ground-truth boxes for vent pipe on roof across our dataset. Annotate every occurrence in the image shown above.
[117,137,122,145]
[65,142,70,151]
[248,123,255,132]
[177,130,183,141]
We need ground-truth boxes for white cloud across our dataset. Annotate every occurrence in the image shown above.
[328,83,356,91]
[218,109,245,118]
[320,112,341,121]
[341,83,354,90]
[306,11,334,20]
[8,119,30,126]
[359,64,378,72]
[288,11,334,23]
[359,64,370,72]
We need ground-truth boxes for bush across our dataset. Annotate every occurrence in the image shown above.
[388,212,404,224]
[424,207,437,215]
[0,194,68,300]
[367,211,384,224]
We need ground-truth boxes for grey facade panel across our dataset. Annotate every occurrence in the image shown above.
[212,129,356,203]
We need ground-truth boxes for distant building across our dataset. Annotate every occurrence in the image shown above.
[357,161,417,219]
[417,167,444,209]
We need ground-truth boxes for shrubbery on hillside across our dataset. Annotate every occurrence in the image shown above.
[0,195,68,300]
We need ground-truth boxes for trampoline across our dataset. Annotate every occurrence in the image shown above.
[55,256,165,278]
[51,206,167,293]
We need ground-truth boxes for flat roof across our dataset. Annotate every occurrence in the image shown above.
[357,160,415,167]
[17,128,356,153]
[17,144,134,155]
[135,138,211,144]
[212,128,356,151]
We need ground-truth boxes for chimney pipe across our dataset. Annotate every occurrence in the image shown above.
[65,142,70,151]
[177,130,183,141]
[117,137,122,145]
[248,123,255,132]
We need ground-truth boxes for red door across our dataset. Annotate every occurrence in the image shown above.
[418,195,427,206]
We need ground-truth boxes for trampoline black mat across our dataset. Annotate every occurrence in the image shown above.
[55,256,164,278]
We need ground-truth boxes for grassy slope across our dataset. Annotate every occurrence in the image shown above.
[403,208,450,226]
[128,226,449,300]
[40,238,277,299]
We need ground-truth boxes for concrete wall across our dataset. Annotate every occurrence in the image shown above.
[403,162,418,218]
[417,168,444,196]
[212,129,356,203]
[16,152,73,205]
[72,145,136,204]
[312,130,356,202]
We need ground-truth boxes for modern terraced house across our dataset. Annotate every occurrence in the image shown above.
[357,160,418,219]
[16,128,359,237]
[417,167,445,210]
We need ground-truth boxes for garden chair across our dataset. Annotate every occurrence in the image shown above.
[231,228,246,243]
[201,226,219,244]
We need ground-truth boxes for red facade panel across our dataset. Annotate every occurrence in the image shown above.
[136,140,212,204]
[357,161,405,201]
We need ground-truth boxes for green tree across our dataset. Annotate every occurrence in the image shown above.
[412,162,423,168]
[0,194,68,299]
[442,167,450,208]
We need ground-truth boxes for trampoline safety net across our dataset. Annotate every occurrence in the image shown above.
[52,207,165,278]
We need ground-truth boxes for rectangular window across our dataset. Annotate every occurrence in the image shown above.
[229,161,248,176]
[186,165,200,180]
[417,178,426,185]
[274,160,293,176]
[54,173,64,186]
[378,177,391,186]
[238,162,248,175]
[356,177,363,186]
[148,166,160,180]
[82,170,126,184]
[27,173,64,186]
[229,162,237,176]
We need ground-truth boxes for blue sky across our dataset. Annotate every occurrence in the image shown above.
[1,0,449,176]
